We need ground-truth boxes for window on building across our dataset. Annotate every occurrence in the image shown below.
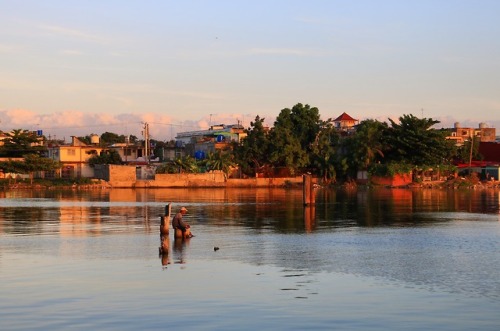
[67,149,76,156]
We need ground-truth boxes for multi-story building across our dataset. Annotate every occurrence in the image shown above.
[47,135,106,178]
[446,122,496,146]
[108,142,149,164]
[175,123,247,158]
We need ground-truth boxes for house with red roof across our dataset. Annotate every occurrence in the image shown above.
[333,112,359,134]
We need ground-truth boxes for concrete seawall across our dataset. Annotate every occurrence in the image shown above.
[101,165,304,188]
[121,175,303,188]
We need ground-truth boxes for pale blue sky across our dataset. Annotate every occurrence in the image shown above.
[1,0,499,140]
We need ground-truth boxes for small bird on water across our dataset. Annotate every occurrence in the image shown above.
[214,246,219,251]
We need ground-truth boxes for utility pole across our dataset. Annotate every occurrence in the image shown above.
[143,122,150,164]
[468,131,474,175]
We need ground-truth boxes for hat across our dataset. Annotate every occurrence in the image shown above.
[180,207,188,212]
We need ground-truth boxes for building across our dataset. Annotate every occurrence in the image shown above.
[47,136,107,178]
[108,142,150,164]
[333,112,359,134]
[175,123,247,158]
[446,122,496,146]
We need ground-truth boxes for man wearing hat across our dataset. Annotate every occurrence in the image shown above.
[172,206,193,238]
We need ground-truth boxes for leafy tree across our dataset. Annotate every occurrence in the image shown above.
[128,135,139,144]
[0,154,61,184]
[88,150,123,167]
[384,114,455,166]
[174,155,199,173]
[155,162,179,174]
[77,135,92,145]
[0,129,46,157]
[100,132,126,145]
[151,139,173,162]
[21,154,61,184]
[233,116,270,176]
[455,135,481,164]
[0,159,24,183]
[342,119,389,178]
[205,150,235,176]
[310,119,340,183]
[268,103,321,175]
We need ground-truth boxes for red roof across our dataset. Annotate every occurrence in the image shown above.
[333,112,358,122]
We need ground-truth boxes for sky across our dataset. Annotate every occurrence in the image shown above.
[1,0,500,142]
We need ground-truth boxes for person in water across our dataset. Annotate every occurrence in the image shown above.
[172,206,193,238]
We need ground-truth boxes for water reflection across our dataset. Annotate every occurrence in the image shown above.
[1,188,499,238]
[159,235,170,267]
[172,237,191,264]
[1,187,500,330]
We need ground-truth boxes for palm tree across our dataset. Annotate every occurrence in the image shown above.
[174,155,199,173]
[205,150,235,177]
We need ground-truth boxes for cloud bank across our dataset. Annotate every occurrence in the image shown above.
[0,109,260,142]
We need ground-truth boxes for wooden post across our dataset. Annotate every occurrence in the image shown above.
[159,203,172,256]
[165,203,172,221]
[303,174,315,206]
[304,205,316,233]
[303,175,310,206]
[159,235,170,257]
[160,203,171,236]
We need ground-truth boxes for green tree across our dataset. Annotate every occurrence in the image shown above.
[174,155,199,173]
[0,129,46,157]
[0,154,61,184]
[77,135,92,145]
[100,132,126,145]
[384,114,455,166]
[342,119,389,178]
[88,150,123,167]
[268,103,321,175]
[233,116,270,176]
[455,135,480,164]
[205,150,235,176]
[310,119,340,183]
[155,162,179,174]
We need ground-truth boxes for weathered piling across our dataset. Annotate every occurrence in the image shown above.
[160,203,171,236]
[304,205,316,233]
[159,203,172,254]
[303,174,315,206]
[303,175,316,232]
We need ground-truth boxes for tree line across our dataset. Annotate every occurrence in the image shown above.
[0,103,481,184]
[232,103,478,183]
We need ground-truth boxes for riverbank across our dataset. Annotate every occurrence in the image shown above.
[2,177,500,191]
[407,177,500,189]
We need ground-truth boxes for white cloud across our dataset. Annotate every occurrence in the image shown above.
[38,24,106,44]
[1,108,497,144]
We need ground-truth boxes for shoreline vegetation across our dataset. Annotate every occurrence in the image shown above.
[2,176,500,191]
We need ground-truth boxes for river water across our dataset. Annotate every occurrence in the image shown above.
[1,187,499,330]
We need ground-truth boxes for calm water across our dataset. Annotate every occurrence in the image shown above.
[1,187,499,330]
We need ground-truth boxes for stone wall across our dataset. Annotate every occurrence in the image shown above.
[226,177,303,187]
[103,164,304,188]
[143,172,226,188]
[108,165,137,187]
